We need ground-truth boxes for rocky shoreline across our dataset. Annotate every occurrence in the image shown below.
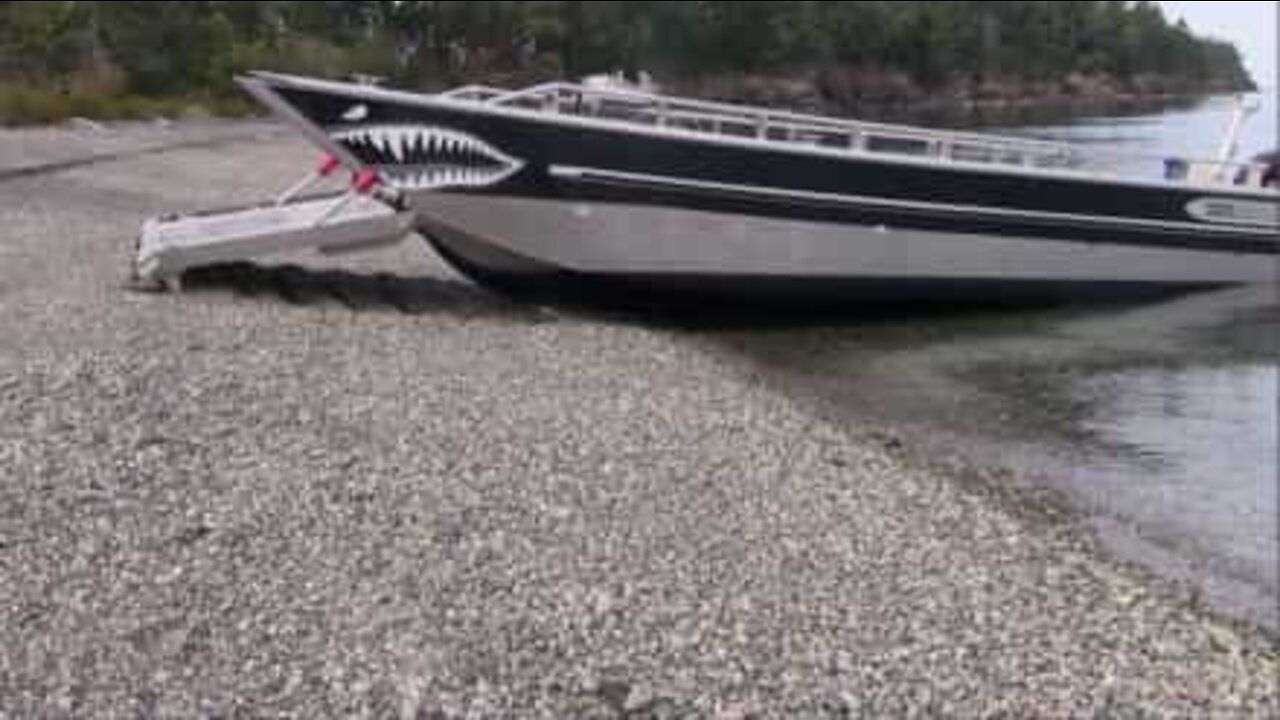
[1,121,1276,716]
[665,68,1253,125]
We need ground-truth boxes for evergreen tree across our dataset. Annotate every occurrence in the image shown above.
[0,1,1256,98]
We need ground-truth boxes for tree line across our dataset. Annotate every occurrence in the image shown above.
[0,1,1254,99]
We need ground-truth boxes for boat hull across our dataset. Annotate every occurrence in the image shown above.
[238,72,1279,306]
[413,193,1268,307]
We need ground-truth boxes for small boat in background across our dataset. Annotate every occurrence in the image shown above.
[135,72,1279,307]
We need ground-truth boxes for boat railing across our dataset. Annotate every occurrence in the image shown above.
[438,84,508,101]
[470,81,1274,189]
[481,81,1081,170]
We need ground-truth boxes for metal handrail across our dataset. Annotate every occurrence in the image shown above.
[494,82,1073,145]
[482,81,1079,168]
[467,80,1272,188]
[438,84,507,100]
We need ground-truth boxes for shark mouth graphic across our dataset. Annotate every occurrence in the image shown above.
[331,125,525,191]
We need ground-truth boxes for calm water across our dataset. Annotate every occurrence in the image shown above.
[1020,90,1278,179]
[711,92,1279,630]
[1078,363,1276,623]
[1020,93,1278,627]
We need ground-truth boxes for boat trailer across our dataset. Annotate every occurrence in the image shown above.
[132,154,416,291]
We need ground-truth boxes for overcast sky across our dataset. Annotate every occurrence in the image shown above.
[1158,1,1278,86]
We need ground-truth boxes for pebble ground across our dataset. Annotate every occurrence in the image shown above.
[0,121,1275,718]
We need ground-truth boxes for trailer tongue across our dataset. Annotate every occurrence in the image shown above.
[132,155,414,291]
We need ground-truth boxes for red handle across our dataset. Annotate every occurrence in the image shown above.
[317,154,342,177]
[352,169,379,193]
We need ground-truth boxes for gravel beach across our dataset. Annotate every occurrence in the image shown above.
[1,121,1276,717]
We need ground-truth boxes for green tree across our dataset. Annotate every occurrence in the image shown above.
[96,1,236,94]
[0,1,1257,103]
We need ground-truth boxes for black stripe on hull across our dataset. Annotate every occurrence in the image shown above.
[265,80,1279,258]
[544,171,1278,255]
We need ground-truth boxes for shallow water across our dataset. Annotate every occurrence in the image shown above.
[708,283,1278,631]
[1017,93,1277,627]
[700,93,1279,630]
[1077,364,1277,619]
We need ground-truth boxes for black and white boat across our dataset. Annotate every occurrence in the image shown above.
[136,71,1279,306]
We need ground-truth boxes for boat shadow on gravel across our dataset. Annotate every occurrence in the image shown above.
[170,260,1206,331]
[176,261,555,322]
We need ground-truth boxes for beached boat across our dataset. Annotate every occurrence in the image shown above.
[135,71,1279,305]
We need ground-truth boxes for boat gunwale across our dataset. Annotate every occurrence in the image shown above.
[246,71,1280,202]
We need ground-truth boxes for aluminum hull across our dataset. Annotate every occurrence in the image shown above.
[238,72,1280,304]
[411,193,1269,306]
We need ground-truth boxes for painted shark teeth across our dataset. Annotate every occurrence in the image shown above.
[329,124,524,191]
[389,128,405,161]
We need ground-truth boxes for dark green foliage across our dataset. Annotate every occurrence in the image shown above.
[92,2,237,94]
[0,1,1256,103]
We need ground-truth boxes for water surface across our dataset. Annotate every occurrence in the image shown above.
[709,93,1278,630]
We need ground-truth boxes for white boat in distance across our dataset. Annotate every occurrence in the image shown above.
[136,72,1280,307]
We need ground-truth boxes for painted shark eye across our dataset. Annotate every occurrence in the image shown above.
[341,104,369,122]
[329,124,525,191]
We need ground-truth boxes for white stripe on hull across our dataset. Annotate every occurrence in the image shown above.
[412,194,1277,285]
